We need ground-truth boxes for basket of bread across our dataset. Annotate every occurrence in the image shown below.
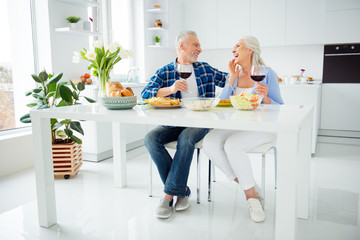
[101,82,137,110]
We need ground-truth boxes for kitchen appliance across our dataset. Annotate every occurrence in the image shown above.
[320,43,360,138]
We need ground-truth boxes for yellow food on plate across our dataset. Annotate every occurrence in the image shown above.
[145,97,180,106]
[219,99,231,104]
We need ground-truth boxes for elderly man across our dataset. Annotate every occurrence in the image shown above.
[142,30,228,219]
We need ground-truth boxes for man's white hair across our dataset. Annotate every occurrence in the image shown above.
[175,30,197,49]
[242,35,266,67]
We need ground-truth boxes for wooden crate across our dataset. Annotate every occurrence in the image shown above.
[52,142,82,179]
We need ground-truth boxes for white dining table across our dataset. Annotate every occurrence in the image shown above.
[30,103,313,240]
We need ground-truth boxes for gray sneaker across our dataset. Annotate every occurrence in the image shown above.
[175,187,191,211]
[155,198,173,219]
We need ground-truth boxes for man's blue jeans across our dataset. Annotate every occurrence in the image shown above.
[144,126,209,197]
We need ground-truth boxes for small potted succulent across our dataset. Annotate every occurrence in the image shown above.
[66,16,81,29]
[154,35,161,46]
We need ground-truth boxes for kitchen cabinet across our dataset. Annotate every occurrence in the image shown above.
[217,0,250,48]
[250,0,286,46]
[279,82,321,154]
[184,0,217,49]
[324,3,360,44]
[285,0,325,45]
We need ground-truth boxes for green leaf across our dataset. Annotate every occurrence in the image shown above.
[55,130,67,139]
[70,135,82,144]
[32,88,42,93]
[50,118,58,128]
[31,74,42,83]
[26,103,37,108]
[60,119,71,125]
[52,122,63,130]
[47,72,63,85]
[25,91,32,96]
[64,128,73,137]
[83,96,96,103]
[70,80,76,90]
[70,121,84,135]
[32,94,45,100]
[59,85,73,103]
[73,91,79,101]
[39,71,48,82]
[46,91,55,99]
[20,113,31,123]
[77,82,85,91]
[57,99,68,107]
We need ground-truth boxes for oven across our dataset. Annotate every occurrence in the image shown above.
[320,43,360,138]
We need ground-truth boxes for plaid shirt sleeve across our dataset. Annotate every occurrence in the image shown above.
[195,62,228,98]
[141,63,180,99]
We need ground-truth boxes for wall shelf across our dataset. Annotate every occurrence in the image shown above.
[54,27,100,36]
[146,8,166,13]
[55,0,99,7]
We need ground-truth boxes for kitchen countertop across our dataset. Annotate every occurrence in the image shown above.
[279,80,322,88]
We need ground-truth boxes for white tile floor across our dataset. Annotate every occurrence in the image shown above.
[0,140,359,240]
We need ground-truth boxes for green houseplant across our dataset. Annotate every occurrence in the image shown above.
[20,70,95,144]
[154,35,160,45]
[66,16,81,23]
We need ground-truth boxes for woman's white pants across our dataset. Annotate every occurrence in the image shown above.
[203,129,275,190]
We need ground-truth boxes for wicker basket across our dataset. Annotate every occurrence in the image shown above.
[52,142,82,179]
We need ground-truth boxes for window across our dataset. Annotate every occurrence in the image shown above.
[109,0,134,77]
[0,0,35,132]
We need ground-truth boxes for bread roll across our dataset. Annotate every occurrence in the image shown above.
[109,90,122,97]
[106,82,124,96]
[126,87,134,95]
[121,88,133,97]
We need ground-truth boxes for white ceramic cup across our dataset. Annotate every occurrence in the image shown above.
[300,77,307,83]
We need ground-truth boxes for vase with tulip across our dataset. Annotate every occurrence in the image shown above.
[73,41,133,98]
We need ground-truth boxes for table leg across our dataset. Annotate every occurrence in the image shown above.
[112,122,127,188]
[276,132,298,240]
[32,117,57,227]
[297,111,313,219]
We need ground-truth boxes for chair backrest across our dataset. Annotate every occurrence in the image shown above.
[164,139,203,150]
[248,141,277,154]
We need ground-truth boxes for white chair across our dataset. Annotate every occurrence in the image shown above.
[207,141,277,207]
[149,140,203,204]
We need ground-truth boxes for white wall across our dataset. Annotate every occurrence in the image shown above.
[198,45,324,80]
[0,132,34,178]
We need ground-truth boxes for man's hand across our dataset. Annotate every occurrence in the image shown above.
[156,80,188,97]
[170,80,188,93]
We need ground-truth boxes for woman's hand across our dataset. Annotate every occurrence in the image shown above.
[228,59,238,76]
[255,82,271,104]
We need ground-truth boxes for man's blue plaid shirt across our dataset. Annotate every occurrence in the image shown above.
[141,59,228,99]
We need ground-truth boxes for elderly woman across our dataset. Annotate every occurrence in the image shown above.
[202,36,283,223]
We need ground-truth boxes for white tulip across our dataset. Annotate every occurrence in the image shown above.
[119,47,128,59]
[93,40,103,49]
[72,51,81,63]
[85,49,96,60]
[108,42,121,53]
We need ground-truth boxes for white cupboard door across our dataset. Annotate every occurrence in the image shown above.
[250,0,286,47]
[286,0,325,45]
[184,0,217,49]
[217,0,250,48]
[324,9,360,43]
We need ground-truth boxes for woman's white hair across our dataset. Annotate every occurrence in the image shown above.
[175,30,197,49]
[242,36,266,67]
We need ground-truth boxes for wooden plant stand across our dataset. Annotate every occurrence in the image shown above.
[52,142,82,179]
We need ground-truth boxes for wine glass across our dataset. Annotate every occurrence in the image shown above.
[177,63,192,93]
[250,65,266,82]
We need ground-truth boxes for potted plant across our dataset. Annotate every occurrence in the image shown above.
[154,35,161,46]
[66,16,81,29]
[20,70,95,179]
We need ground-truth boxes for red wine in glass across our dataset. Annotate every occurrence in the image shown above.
[251,65,265,82]
[251,75,265,82]
[177,63,192,93]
